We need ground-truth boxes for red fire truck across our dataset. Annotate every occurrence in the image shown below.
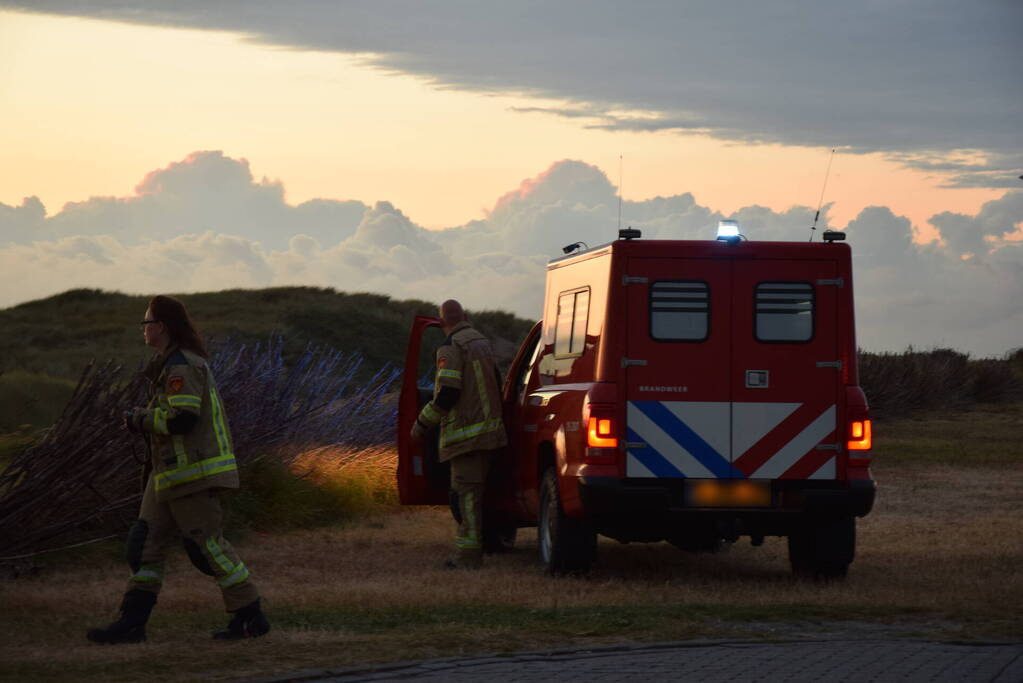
[397,226,874,577]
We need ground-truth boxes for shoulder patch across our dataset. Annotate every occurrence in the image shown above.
[167,376,185,393]
[438,357,447,368]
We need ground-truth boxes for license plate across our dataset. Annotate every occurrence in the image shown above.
[686,480,771,507]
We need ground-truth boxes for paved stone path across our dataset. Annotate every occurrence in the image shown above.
[257,639,1023,682]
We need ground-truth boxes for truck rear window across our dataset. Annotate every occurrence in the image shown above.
[755,282,814,342]
[650,281,709,342]
[555,287,590,357]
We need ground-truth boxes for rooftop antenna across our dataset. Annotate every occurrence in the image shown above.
[617,154,623,231]
[809,148,835,242]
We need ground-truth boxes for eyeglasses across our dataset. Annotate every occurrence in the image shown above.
[139,319,161,327]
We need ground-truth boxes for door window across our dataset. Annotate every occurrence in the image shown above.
[555,288,590,357]
[515,333,543,401]
[755,282,814,342]
[650,280,709,341]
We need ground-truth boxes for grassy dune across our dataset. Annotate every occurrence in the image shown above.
[1,404,1021,681]
[0,287,534,427]
[0,372,77,465]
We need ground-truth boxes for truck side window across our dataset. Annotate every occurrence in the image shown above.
[650,280,709,342]
[555,287,590,357]
[755,282,814,342]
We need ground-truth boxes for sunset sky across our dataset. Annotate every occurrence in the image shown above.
[1,2,1020,355]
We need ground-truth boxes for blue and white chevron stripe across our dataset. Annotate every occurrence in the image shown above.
[626,401,742,478]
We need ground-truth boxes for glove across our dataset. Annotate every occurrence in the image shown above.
[123,408,145,433]
[410,418,429,442]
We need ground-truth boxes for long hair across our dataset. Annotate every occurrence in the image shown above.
[148,295,208,359]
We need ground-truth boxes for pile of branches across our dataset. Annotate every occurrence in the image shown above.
[0,339,400,558]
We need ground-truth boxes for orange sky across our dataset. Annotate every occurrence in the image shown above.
[0,10,1002,239]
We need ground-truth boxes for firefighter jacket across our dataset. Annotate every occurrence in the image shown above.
[417,321,507,461]
[139,346,239,503]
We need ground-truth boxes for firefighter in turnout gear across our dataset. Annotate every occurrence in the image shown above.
[87,295,269,644]
[411,300,507,569]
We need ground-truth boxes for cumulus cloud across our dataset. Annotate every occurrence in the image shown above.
[0,196,46,242]
[930,192,1023,259]
[1,154,1020,356]
[0,232,275,299]
[0,151,367,249]
[5,1,1020,187]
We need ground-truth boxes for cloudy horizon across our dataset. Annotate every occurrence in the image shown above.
[2,150,1020,357]
[1,3,1019,357]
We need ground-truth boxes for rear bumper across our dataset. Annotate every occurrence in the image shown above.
[577,476,875,541]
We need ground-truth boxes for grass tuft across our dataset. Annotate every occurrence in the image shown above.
[226,447,397,534]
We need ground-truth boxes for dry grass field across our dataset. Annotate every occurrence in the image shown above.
[1,404,1021,682]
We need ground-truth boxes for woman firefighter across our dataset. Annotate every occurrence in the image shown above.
[88,295,270,643]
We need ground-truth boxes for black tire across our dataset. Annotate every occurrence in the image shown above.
[788,514,855,580]
[483,522,518,554]
[538,467,596,574]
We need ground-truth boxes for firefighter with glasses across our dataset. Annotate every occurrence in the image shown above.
[88,295,269,644]
[411,299,507,569]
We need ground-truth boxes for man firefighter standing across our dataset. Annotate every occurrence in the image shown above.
[88,295,269,644]
[412,300,507,569]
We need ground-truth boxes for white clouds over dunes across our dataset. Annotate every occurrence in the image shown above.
[1,151,367,249]
[1,151,1020,356]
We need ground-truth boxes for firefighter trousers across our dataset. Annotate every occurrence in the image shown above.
[449,450,492,568]
[126,477,259,612]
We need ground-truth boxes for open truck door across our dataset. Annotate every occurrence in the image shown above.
[396,315,450,505]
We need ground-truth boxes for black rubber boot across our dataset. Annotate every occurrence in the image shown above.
[86,589,157,644]
[213,598,270,640]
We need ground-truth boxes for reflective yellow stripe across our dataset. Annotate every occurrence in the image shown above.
[420,402,444,426]
[473,360,490,419]
[205,537,235,573]
[437,368,462,382]
[152,407,169,435]
[172,435,187,467]
[218,562,250,588]
[208,386,231,458]
[205,538,250,588]
[464,490,478,544]
[154,453,237,491]
[440,417,504,448]
[167,394,201,409]
[130,564,163,584]
[455,537,481,549]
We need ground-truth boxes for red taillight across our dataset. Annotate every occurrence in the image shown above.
[848,419,872,451]
[587,416,618,448]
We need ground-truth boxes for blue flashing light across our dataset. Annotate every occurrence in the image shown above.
[717,219,741,244]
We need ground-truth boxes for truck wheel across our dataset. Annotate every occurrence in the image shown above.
[538,467,596,574]
[483,522,517,554]
[788,514,855,580]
